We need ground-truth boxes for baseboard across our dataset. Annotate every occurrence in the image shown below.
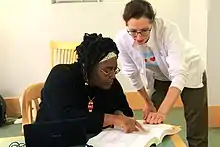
[4,97,21,117]
[3,93,220,127]
[208,106,220,128]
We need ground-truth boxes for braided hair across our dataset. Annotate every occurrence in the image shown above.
[75,33,119,83]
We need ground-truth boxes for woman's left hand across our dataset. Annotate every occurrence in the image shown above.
[144,112,166,124]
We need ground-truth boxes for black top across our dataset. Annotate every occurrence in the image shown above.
[36,63,133,134]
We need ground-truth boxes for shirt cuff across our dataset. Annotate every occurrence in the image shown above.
[170,75,187,92]
[128,75,144,90]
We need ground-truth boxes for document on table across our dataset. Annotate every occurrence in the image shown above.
[87,128,153,147]
[87,120,181,147]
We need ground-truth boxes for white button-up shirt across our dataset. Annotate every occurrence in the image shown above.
[115,18,205,94]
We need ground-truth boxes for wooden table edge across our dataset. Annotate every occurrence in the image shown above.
[170,134,186,147]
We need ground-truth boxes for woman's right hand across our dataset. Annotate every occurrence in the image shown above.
[112,115,145,133]
[136,87,156,120]
[143,101,157,120]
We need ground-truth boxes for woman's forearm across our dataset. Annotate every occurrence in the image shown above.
[158,87,180,115]
[137,87,152,104]
[103,114,115,127]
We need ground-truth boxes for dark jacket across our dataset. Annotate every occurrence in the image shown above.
[36,62,133,134]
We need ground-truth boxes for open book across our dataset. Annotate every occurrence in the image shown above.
[87,120,181,147]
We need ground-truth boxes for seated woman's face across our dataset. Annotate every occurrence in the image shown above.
[91,57,118,89]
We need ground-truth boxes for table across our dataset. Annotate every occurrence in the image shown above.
[170,134,186,147]
[0,134,186,147]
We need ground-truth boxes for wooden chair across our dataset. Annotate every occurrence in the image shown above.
[50,41,79,67]
[21,83,44,133]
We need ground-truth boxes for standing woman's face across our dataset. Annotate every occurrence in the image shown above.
[126,17,152,45]
[91,57,119,89]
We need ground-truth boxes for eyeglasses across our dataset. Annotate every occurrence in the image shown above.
[127,28,151,37]
[100,67,121,77]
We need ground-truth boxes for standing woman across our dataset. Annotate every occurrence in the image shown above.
[115,0,208,147]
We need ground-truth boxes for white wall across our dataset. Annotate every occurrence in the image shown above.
[0,0,51,96]
[189,0,208,67]
[207,0,220,105]
[0,0,196,97]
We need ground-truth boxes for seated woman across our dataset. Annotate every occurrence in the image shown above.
[36,33,144,134]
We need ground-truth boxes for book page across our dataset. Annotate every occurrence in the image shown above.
[137,120,181,144]
[87,120,181,147]
[87,128,155,147]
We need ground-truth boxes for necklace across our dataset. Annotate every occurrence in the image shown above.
[88,96,95,112]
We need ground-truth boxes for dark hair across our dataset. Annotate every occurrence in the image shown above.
[123,0,156,23]
[75,33,119,82]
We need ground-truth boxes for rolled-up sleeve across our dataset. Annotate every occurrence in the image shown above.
[164,22,193,91]
[115,36,144,90]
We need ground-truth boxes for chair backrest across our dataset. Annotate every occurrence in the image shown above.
[50,41,79,67]
[21,83,44,132]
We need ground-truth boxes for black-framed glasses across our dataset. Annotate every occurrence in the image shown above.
[127,28,151,37]
[100,67,121,77]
